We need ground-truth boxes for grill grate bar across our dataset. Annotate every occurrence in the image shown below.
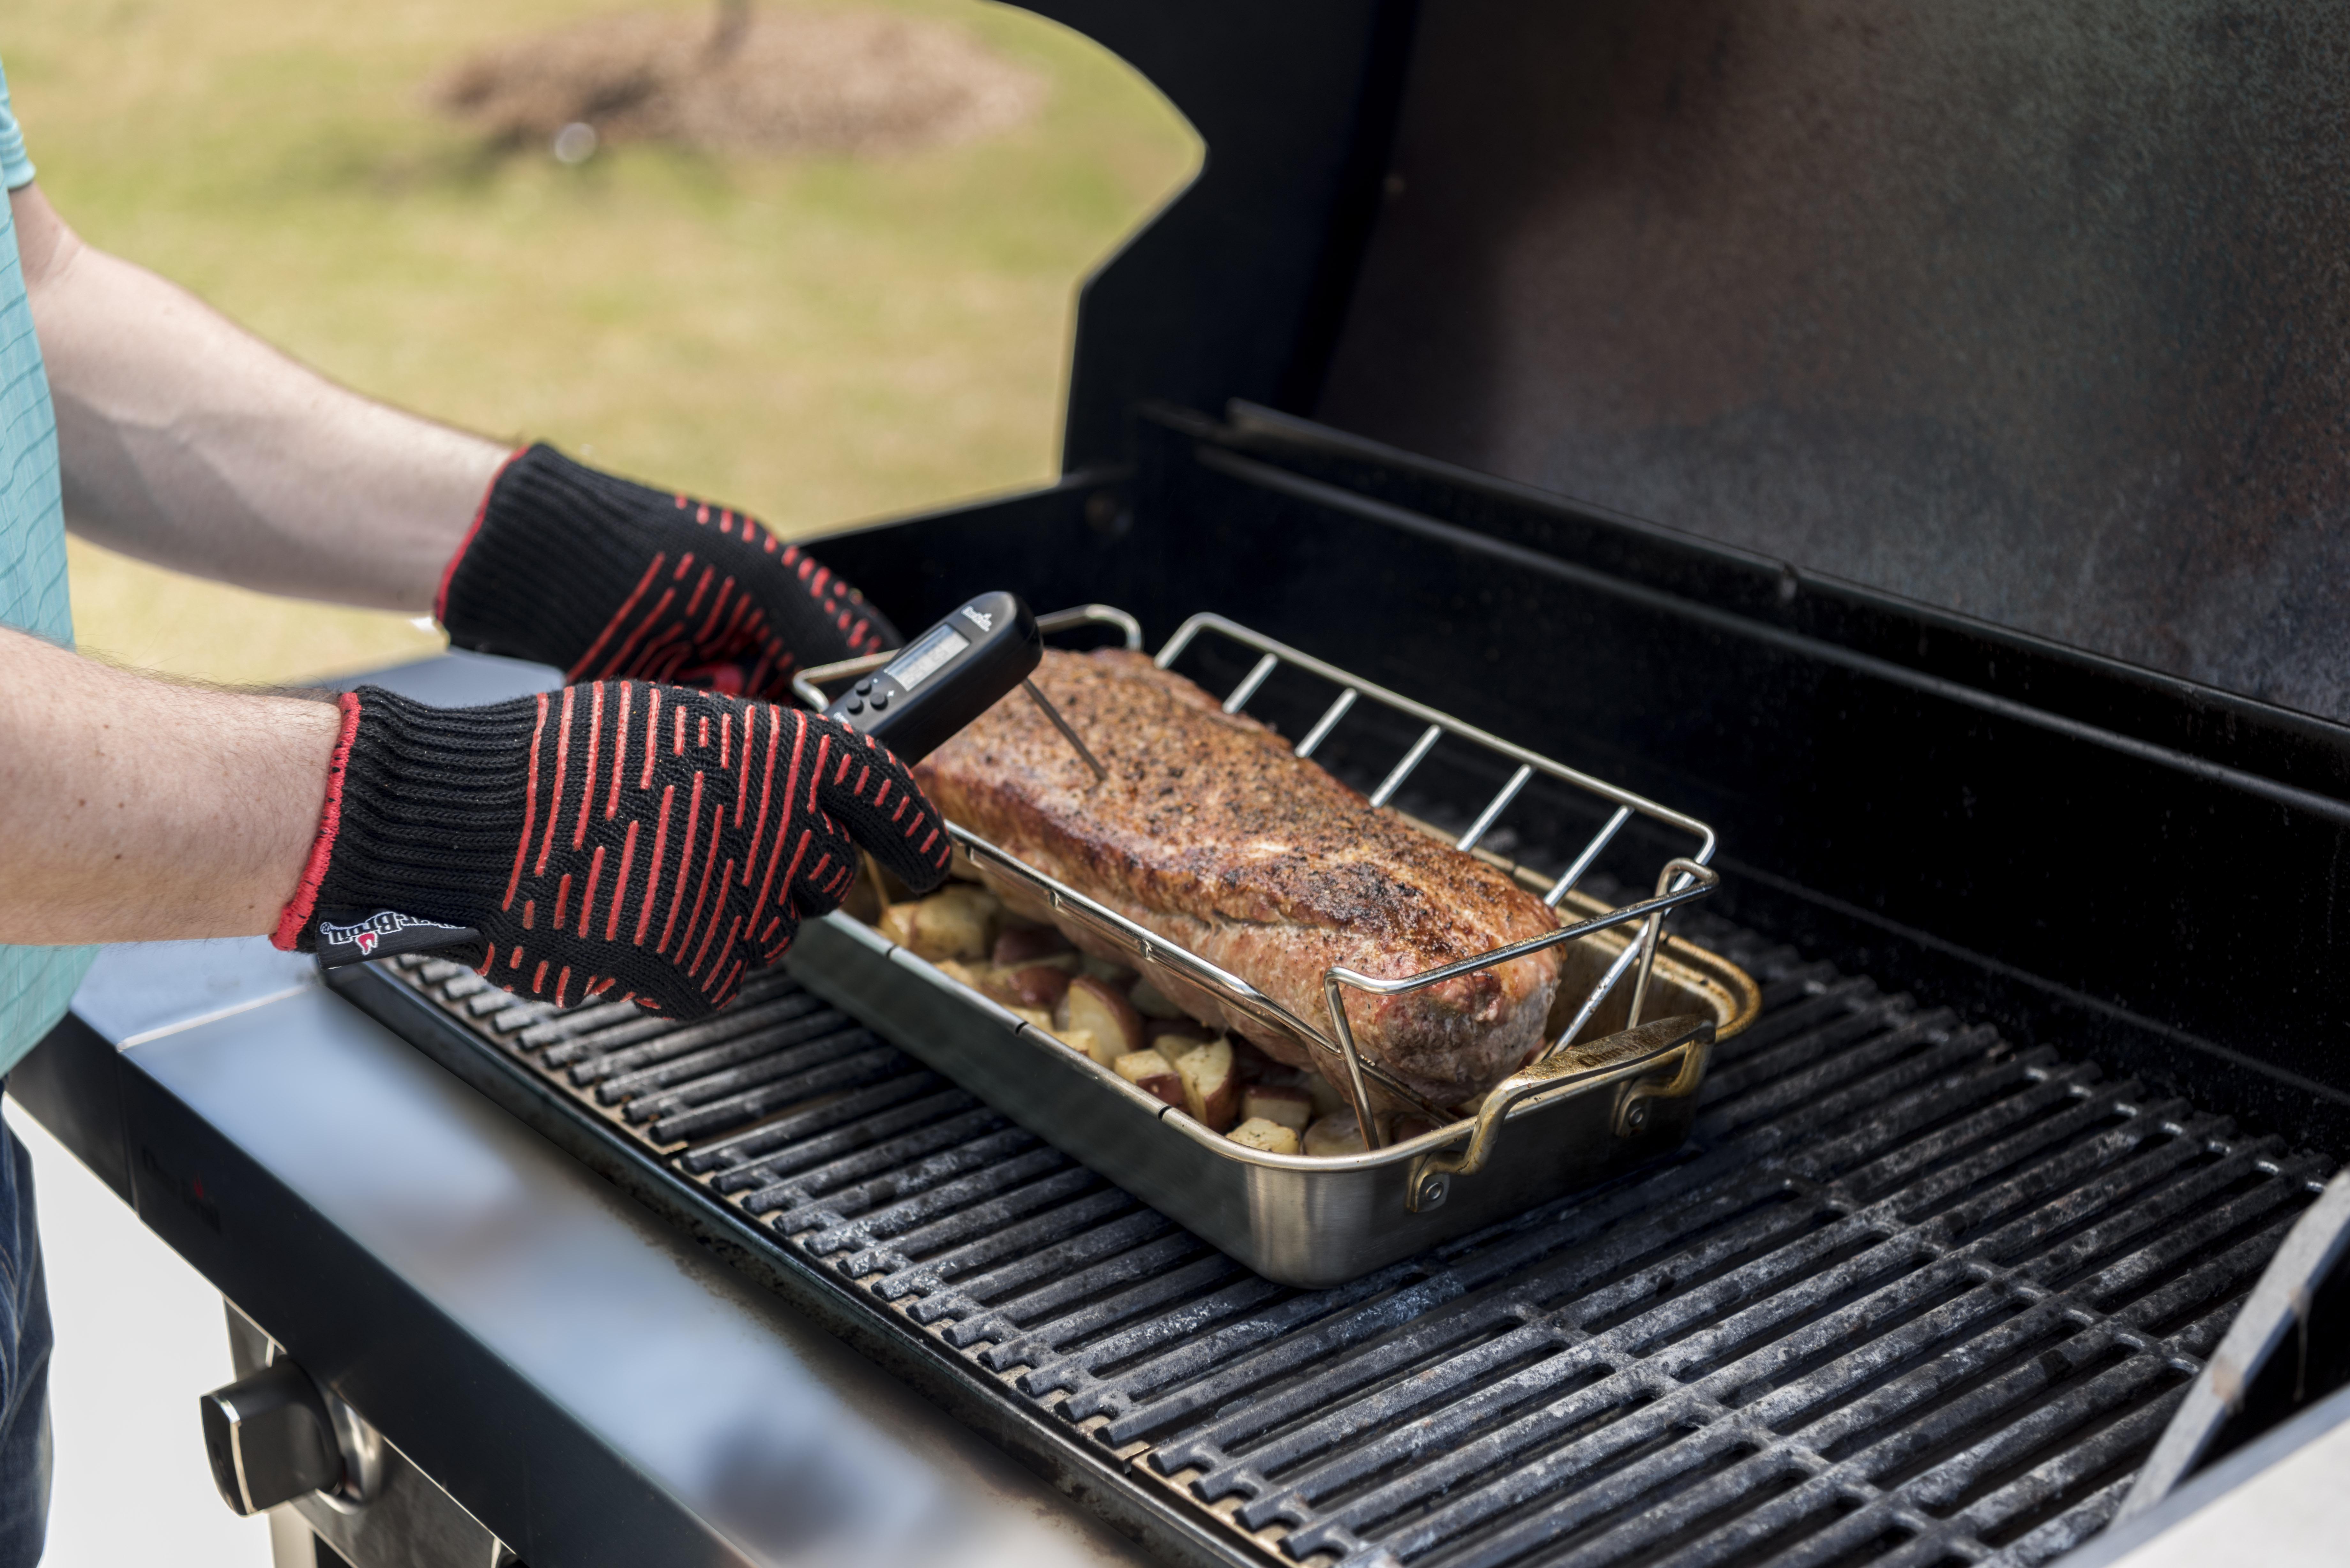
[691,1074,952,1178]
[934,1226,1211,1338]
[828,1164,1107,1278]
[737,1105,1008,1212]
[580,993,832,1089]
[384,894,2331,1568]
[647,1039,896,1141]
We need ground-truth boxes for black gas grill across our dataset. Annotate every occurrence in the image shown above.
[343,878,2325,1568]
[27,4,2350,1564]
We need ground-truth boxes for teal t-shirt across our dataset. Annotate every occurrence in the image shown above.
[0,57,98,1074]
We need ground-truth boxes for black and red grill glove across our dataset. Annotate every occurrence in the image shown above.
[436,445,896,699]
[272,681,950,1017]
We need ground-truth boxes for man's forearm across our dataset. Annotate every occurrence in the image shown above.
[11,182,508,612]
[0,627,339,943]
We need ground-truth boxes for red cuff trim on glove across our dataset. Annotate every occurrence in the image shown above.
[272,691,364,951]
[431,446,532,626]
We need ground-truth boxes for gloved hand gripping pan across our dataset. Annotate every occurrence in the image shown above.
[273,682,950,1017]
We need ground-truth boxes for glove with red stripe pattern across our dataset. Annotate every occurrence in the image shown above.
[272,681,951,1017]
[436,445,896,698]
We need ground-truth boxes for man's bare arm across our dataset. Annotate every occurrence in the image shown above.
[0,627,337,943]
[12,182,507,612]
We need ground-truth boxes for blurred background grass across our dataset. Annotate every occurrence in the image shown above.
[7,0,1198,684]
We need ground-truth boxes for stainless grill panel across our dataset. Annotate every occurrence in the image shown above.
[379,902,2328,1568]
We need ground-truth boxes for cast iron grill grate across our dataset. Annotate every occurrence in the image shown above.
[383,904,2328,1568]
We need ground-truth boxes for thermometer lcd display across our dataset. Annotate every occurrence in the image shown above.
[883,624,970,692]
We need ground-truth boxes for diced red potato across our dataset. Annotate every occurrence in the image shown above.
[1174,1037,1242,1131]
[984,964,1072,1011]
[1228,1117,1301,1155]
[876,901,922,950]
[1007,1005,1055,1034]
[1391,1114,1446,1143]
[877,884,1001,961]
[1055,1027,1118,1067]
[992,924,1075,967]
[1114,1051,1186,1107]
[1148,1020,1216,1061]
[1302,1114,1369,1157]
[1127,976,1188,1019]
[1058,976,1144,1059]
[1242,1084,1314,1135]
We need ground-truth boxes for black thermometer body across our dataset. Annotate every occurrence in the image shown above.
[316,591,1042,969]
[822,590,1040,764]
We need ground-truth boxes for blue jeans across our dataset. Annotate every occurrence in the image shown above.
[0,1092,50,1566]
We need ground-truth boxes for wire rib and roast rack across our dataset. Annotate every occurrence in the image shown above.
[800,605,1731,1150]
[775,605,1756,1281]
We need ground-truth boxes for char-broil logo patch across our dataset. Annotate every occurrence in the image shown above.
[320,909,469,955]
[960,605,994,632]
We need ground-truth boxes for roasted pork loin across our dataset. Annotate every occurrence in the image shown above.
[915,649,1562,1107]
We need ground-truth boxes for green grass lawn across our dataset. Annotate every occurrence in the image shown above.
[7,0,1197,683]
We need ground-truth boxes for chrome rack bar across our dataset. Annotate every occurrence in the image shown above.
[1323,860,1720,1148]
[1222,652,1282,714]
[1544,805,1633,908]
[1370,725,1444,809]
[1294,690,1358,758]
[1546,938,1646,1061]
[1035,604,1144,650]
[1157,612,1717,867]
[1458,765,1535,852]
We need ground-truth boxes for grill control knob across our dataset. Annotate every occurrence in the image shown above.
[199,1359,346,1515]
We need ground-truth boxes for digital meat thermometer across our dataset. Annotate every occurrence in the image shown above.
[314,590,1102,969]
[822,589,1105,780]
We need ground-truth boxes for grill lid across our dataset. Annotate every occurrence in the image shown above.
[1037,1,2350,725]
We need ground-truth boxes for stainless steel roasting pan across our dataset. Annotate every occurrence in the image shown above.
[789,606,1757,1285]
[788,908,1752,1287]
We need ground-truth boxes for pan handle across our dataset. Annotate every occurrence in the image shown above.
[1406,1013,1714,1203]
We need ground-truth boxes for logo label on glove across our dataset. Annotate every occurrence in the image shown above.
[316,908,481,967]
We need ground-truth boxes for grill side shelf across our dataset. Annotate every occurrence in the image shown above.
[337,905,2334,1568]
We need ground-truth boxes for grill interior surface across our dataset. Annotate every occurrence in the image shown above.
[381,900,2328,1568]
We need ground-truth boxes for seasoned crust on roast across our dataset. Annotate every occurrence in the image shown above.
[915,649,1561,1105]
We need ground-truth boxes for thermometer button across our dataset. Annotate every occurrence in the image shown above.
[868,690,890,712]
[845,696,865,714]
[855,678,874,695]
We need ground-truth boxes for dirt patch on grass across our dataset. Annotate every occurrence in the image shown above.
[433,3,1046,157]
